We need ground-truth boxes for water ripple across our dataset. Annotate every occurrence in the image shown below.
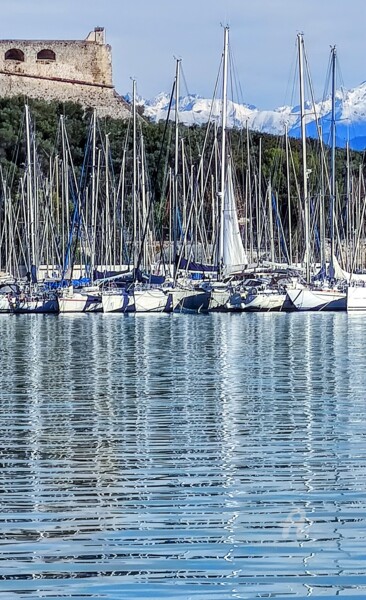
[1,313,366,598]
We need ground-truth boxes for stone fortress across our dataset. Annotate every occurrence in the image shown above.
[0,27,130,119]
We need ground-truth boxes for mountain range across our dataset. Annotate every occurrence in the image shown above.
[125,82,366,151]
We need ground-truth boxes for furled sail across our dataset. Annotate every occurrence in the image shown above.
[332,254,366,283]
[222,160,248,277]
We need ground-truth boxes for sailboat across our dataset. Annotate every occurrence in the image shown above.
[12,105,58,314]
[335,257,366,312]
[101,81,171,314]
[204,27,295,313]
[284,39,346,312]
[192,26,247,312]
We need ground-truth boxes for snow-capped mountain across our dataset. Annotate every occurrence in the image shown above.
[125,82,366,150]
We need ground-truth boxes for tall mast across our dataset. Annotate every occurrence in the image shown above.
[105,133,111,268]
[330,45,337,273]
[218,25,229,276]
[91,109,97,278]
[140,133,149,270]
[173,58,181,279]
[298,33,310,283]
[346,141,351,271]
[25,104,36,275]
[319,127,326,270]
[246,120,252,262]
[268,178,275,263]
[132,78,138,268]
[60,115,70,274]
[258,137,262,262]
[285,123,293,264]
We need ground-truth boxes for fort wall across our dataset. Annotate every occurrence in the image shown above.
[0,28,130,119]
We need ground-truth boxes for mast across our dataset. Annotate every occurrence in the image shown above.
[319,127,326,271]
[298,33,310,283]
[132,78,138,268]
[246,120,252,262]
[218,25,229,277]
[140,133,148,270]
[25,104,36,278]
[346,141,351,271]
[105,133,111,268]
[330,45,336,274]
[258,137,262,262]
[173,58,181,278]
[268,178,275,263]
[91,109,97,279]
[181,137,187,234]
[60,115,70,275]
[285,124,293,264]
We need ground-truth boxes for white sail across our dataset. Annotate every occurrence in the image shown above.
[332,255,366,283]
[222,160,247,278]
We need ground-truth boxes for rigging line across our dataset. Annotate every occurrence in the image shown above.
[302,44,333,202]
[335,53,355,146]
[228,41,245,107]
[180,58,223,162]
[116,117,131,198]
[135,79,176,275]
[280,39,300,134]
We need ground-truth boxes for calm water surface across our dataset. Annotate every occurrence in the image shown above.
[1,312,366,599]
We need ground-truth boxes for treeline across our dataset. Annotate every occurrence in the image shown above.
[0,95,364,231]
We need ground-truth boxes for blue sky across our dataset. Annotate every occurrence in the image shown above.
[2,0,366,108]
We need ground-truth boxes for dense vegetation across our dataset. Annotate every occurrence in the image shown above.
[0,95,364,243]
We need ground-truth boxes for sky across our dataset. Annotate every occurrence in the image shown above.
[2,0,366,109]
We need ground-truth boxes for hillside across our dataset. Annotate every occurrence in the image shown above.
[0,95,362,214]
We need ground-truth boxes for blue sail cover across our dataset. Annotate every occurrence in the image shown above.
[176,256,217,274]
[44,277,91,290]
[94,269,131,280]
[135,269,166,284]
[93,269,166,285]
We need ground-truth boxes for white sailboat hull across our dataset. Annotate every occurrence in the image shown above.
[285,288,346,311]
[209,289,231,311]
[347,286,366,312]
[102,290,134,313]
[59,293,88,313]
[58,288,102,313]
[242,291,286,311]
[134,289,170,313]
[84,294,102,312]
[0,296,11,313]
[170,288,210,313]
[13,297,58,314]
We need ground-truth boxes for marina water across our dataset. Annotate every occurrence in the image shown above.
[1,312,366,599]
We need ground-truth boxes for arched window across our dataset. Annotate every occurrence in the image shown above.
[5,48,24,61]
[37,49,56,61]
